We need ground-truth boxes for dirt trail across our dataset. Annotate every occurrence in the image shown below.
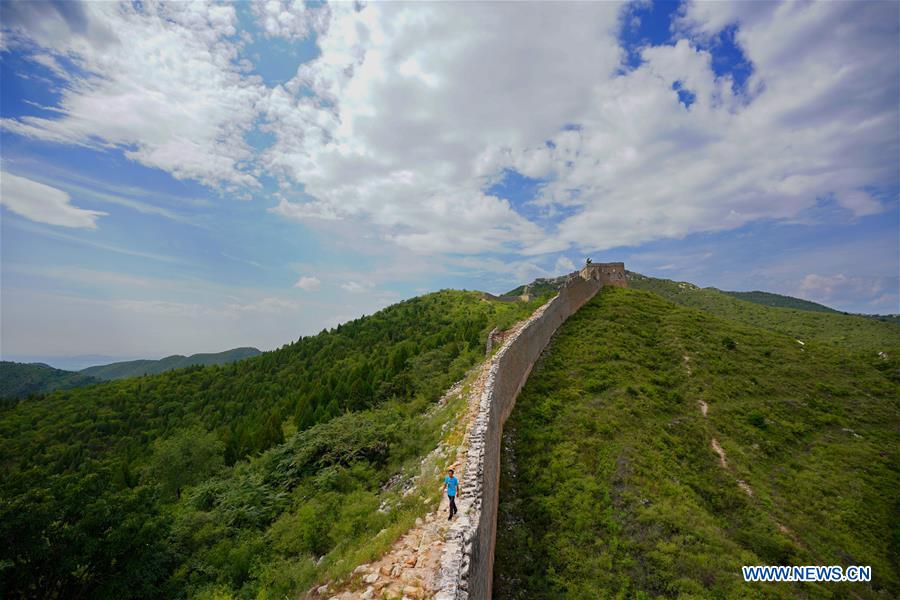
[688,358,814,552]
[701,402,751,497]
[701,407,814,559]
[709,437,727,469]
[688,361,749,497]
[682,354,693,376]
[313,317,532,600]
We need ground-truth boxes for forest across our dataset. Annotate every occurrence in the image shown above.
[0,290,542,599]
[0,361,102,401]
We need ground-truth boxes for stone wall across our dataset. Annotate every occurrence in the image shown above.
[434,275,604,600]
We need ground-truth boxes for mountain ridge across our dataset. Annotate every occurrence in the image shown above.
[79,346,262,380]
[0,347,264,399]
[0,362,102,402]
[721,289,839,313]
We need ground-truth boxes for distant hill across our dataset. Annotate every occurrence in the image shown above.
[627,272,900,354]
[722,289,839,313]
[80,347,262,380]
[1,354,138,371]
[720,289,899,323]
[0,361,101,401]
[0,347,263,400]
[504,275,568,297]
[865,313,900,324]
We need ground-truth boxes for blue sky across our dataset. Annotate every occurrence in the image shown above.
[1,0,898,364]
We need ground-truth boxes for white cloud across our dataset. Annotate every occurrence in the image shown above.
[293,275,321,291]
[260,0,896,257]
[835,190,883,217]
[259,2,624,254]
[270,196,342,221]
[14,169,201,225]
[340,280,373,293]
[251,0,330,41]
[2,1,896,266]
[554,256,576,274]
[224,296,302,314]
[447,256,549,293]
[0,171,106,228]
[796,273,899,313]
[1,1,264,188]
[521,1,897,254]
[798,274,855,300]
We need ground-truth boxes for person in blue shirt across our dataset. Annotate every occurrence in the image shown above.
[443,468,460,520]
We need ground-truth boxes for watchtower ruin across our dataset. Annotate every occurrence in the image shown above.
[579,259,627,287]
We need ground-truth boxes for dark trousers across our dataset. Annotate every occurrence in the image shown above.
[448,494,457,518]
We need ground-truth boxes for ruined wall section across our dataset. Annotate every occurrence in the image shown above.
[435,275,604,600]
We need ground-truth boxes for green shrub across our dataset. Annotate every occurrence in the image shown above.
[747,411,767,430]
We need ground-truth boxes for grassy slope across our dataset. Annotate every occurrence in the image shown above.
[722,291,839,314]
[628,274,900,357]
[494,286,899,599]
[0,361,101,400]
[80,347,262,380]
[720,289,899,324]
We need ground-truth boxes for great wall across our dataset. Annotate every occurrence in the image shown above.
[319,262,626,600]
[434,262,625,599]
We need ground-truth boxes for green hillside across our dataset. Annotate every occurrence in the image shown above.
[0,290,540,599]
[80,347,262,380]
[627,273,900,356]
[164,385,466,598]
[0,362,101,402]
[722,290,839,313]
[494,286,899,598]
[721,289,899,324]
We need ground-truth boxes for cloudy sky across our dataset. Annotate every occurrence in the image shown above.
[1,0,897,364]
